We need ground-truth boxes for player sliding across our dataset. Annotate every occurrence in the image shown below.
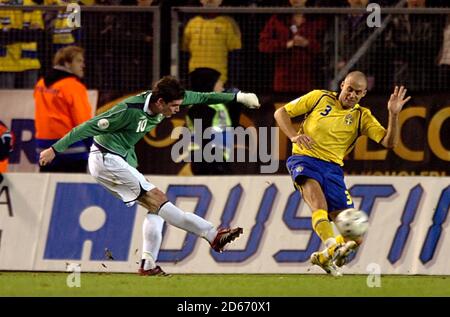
[39,76,261,276]
[274,71,411,276]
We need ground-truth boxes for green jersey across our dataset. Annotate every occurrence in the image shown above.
[52,90,236,168]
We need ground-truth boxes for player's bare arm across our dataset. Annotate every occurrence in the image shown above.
[381,85,411,148]
[274,107,315,150]
[291,134,315,150]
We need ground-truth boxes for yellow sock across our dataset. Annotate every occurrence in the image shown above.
[312,209,335,243]
[336,235,345,244]
[336,234,362,246]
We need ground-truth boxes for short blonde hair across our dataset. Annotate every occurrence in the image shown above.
[53,46,84,67]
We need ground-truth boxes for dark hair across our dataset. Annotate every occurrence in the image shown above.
[53,46,84,67]
[189,68,221,92]
[150,76,185,103]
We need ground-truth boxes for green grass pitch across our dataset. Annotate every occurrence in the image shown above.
[0,272,449,296]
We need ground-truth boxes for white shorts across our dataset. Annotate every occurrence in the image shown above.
[88,144,155,206]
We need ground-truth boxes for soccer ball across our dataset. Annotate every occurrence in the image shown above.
[334,208,369,239]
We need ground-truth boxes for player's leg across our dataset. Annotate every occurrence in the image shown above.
[325,173,360,267]
[333,238,359,267]
[139,188,217,241]
[139,213,169,276]
[299,178,343,276]
[142,213,164,267]
[330,222,360,267]
[287,156,336,248]
[88,149,168,274]
[299,178,336,249]
[139,188,243,253]
[88,148,242,258]
[287,161,340,274]
[287,156,341,274]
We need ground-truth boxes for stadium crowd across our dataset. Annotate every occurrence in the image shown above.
[0,0,448,94]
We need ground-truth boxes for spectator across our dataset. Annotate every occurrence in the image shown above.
[44,0,92,51]
[431,0,450,6]
[0,121,13,178]
[125,0,154,90]
[137,0,155,5]
[34,45,93,173]
[44,0,77,50]
[0,0,44,89]
[438,15,450,88]
[186,68,234,175]
[384,0,441,91]
[87,0,153,94]
[259,0,325,93]
[313,0,347,6]
[323,0,379,90]
[182,0,242,84]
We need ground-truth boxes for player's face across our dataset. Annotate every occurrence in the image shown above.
[65,53,85,78]
[200,0,222,7]
[339,77,367,109]
[160,99,183,118]
[213,79,224,92]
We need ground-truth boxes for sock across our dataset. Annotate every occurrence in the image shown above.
[324,237,337,248]
[141,213,165,270]
[158,202,217,243]
[312,209,335,243]
[336,234,362,246]
[336,234,345,245]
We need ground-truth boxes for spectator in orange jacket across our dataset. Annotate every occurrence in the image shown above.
[34,45,93,173]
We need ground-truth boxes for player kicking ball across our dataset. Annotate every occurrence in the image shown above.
[39,76,260,276]
[275,71,411,276]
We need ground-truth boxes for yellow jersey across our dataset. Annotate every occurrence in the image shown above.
[182,15,241,82]
[284,89,386,166]
[0,0,43,72]
[45,0,81,46]
[21,0,44,71]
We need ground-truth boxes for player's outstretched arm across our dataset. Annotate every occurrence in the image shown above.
[236,91,260,109]
[381,85,411,148]
[39,147,56,166]
[182,90,261,109]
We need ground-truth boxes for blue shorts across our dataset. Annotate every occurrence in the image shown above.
[286,155,354,212]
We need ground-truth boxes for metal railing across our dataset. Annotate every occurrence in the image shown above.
[172,6,450,93]
[0,5,160,94]
[1,5,449,95]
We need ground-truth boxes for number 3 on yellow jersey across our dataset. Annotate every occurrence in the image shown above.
[345,190,353,205]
